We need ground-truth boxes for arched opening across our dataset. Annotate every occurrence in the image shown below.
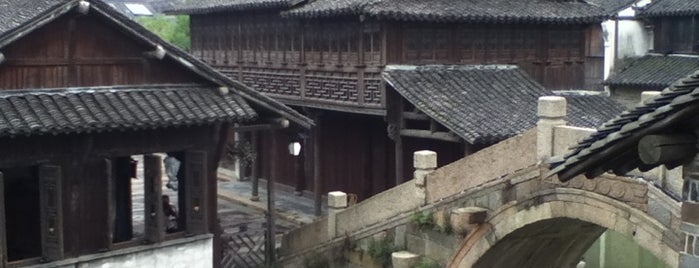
[451,189,678,268]
[474,218,604,267]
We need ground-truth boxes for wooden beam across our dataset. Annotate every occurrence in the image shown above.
[400,129,462,143]
[638,134,697,166]
[231,118,290,132]
[402,111,430,121]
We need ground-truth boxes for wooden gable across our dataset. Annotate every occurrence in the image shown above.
[0,13,207,90]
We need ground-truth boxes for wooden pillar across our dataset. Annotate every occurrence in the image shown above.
[185,151,208,235]
[394,132,403,186]
[311,112,323,217]
[386,90,404,185]
[294,135,306,194]
[39,164,64,261]
[266,130,278,264]
[144,154,164,243]
[105,159,114,249]
[251,131,260,201]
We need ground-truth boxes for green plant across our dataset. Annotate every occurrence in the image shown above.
[137,15,191,50]
[226,140,258,168]
[302,253,330,268]
[412,211,434,230]
[412,258,439,268]
[367,238,397,268]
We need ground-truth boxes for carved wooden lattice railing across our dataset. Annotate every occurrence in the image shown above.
[221,230,266,268]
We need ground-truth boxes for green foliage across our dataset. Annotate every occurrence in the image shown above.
[226,140,258,168]
[367,238,397,268]
[411,211,434,230]
[302,253,330,268]
[412,258,440,268]
[137,15,190,50]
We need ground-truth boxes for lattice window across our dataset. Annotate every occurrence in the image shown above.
[363,21,381,66]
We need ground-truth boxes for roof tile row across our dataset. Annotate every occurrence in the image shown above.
[0,85,257,137]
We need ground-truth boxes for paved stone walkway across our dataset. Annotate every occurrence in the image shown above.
[216,167,326,225]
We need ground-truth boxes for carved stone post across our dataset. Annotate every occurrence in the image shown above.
[327,191,348,239]
[681,153,699,267]
[413,150,436,205]
[537,96,567,161]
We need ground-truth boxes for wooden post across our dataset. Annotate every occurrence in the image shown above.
[144,154,164,243]
[39,164,64,261]
[0,172,6,268]
[394,133,403,185]
[105,159,114,248]
[266,130,278,265]
[294,136,306,194]
[312,113,323,217]
[251,131,260,201]
[185,151,208,235]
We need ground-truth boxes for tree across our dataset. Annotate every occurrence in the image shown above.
[137,15,190,50]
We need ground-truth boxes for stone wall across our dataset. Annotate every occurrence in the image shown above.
[426,128,537,203]
[336,181,424,235]
[31,235,213,268]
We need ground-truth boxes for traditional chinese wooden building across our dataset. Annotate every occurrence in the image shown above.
[167,0,625,202]
[605,0,699,107]
[0,0,310,267]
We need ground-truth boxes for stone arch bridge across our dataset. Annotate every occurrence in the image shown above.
[279,99,682,267]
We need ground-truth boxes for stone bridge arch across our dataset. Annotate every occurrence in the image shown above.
[450,187,679,268]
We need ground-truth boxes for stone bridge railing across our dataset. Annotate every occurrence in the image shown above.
[278,93,682,267]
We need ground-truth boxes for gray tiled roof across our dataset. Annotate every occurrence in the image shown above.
[605,55,699,88]
[0,0,313,129]
[383,65,624,145]
[0,85,257,137]
[641,0,699,17]
[0,0,71,37]
[165,0,298,14]
[551,70,699,181]
[285,0,613,23]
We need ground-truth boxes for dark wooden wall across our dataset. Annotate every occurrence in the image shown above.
[385,22,590,90]
[190,13,384,113]
[0,14,205,90]
[653,15,699,54]
[255,111,394,200]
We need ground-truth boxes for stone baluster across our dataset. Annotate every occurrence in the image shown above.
[537,96,567,162]
[327,191,348,239]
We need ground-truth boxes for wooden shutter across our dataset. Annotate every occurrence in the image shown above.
[0,172,6,268]
[144,155,164,243]
[39,164,64,261]
[185,151,208,235]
